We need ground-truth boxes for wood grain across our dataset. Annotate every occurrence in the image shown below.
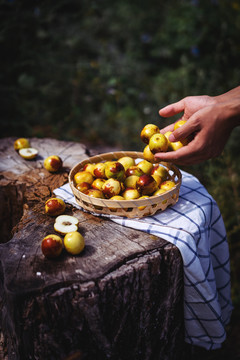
[0,137,184,360]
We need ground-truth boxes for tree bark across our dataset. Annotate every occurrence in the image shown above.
[0,137,184,360]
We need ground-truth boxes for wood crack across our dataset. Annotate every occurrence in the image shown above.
[0,138,184,360]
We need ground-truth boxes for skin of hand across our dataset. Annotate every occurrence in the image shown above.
[155,86,240,165]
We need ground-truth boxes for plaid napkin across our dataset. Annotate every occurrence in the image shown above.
[54,170,233,350]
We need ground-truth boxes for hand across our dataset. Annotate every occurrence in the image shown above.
[155,87,240,165]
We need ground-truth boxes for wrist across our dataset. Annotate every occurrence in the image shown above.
[214,86,240,104]
[218,99,240,129]
[213,86,240,128]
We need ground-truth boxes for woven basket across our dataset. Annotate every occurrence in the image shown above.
[68,151,182,218]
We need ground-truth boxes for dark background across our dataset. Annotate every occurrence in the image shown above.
[1,0,240,358]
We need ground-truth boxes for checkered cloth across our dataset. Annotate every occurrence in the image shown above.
[54,170,233,350]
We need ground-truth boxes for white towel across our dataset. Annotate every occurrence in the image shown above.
[54,169,233,350]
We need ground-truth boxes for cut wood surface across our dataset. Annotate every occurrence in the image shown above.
[0,137,184,360]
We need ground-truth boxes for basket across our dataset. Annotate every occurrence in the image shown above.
[68,151,182,219]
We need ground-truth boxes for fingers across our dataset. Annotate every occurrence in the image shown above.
[160,114,200,144]
[159,99,185,118]
[154,139,205,166]
[160,123,175,134]
[154,148,191,166]
[169,117,199,142]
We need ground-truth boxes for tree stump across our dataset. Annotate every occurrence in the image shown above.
[0,137,184,360]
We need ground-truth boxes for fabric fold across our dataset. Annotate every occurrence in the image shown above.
[54,170,233,350]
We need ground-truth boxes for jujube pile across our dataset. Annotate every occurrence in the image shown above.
[73,156,176,201]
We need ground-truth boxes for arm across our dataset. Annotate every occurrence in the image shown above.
[155,86,240,165]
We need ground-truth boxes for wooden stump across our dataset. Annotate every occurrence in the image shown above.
[0,137,184,360]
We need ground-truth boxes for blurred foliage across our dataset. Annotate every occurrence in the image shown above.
[1,0,240,304]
